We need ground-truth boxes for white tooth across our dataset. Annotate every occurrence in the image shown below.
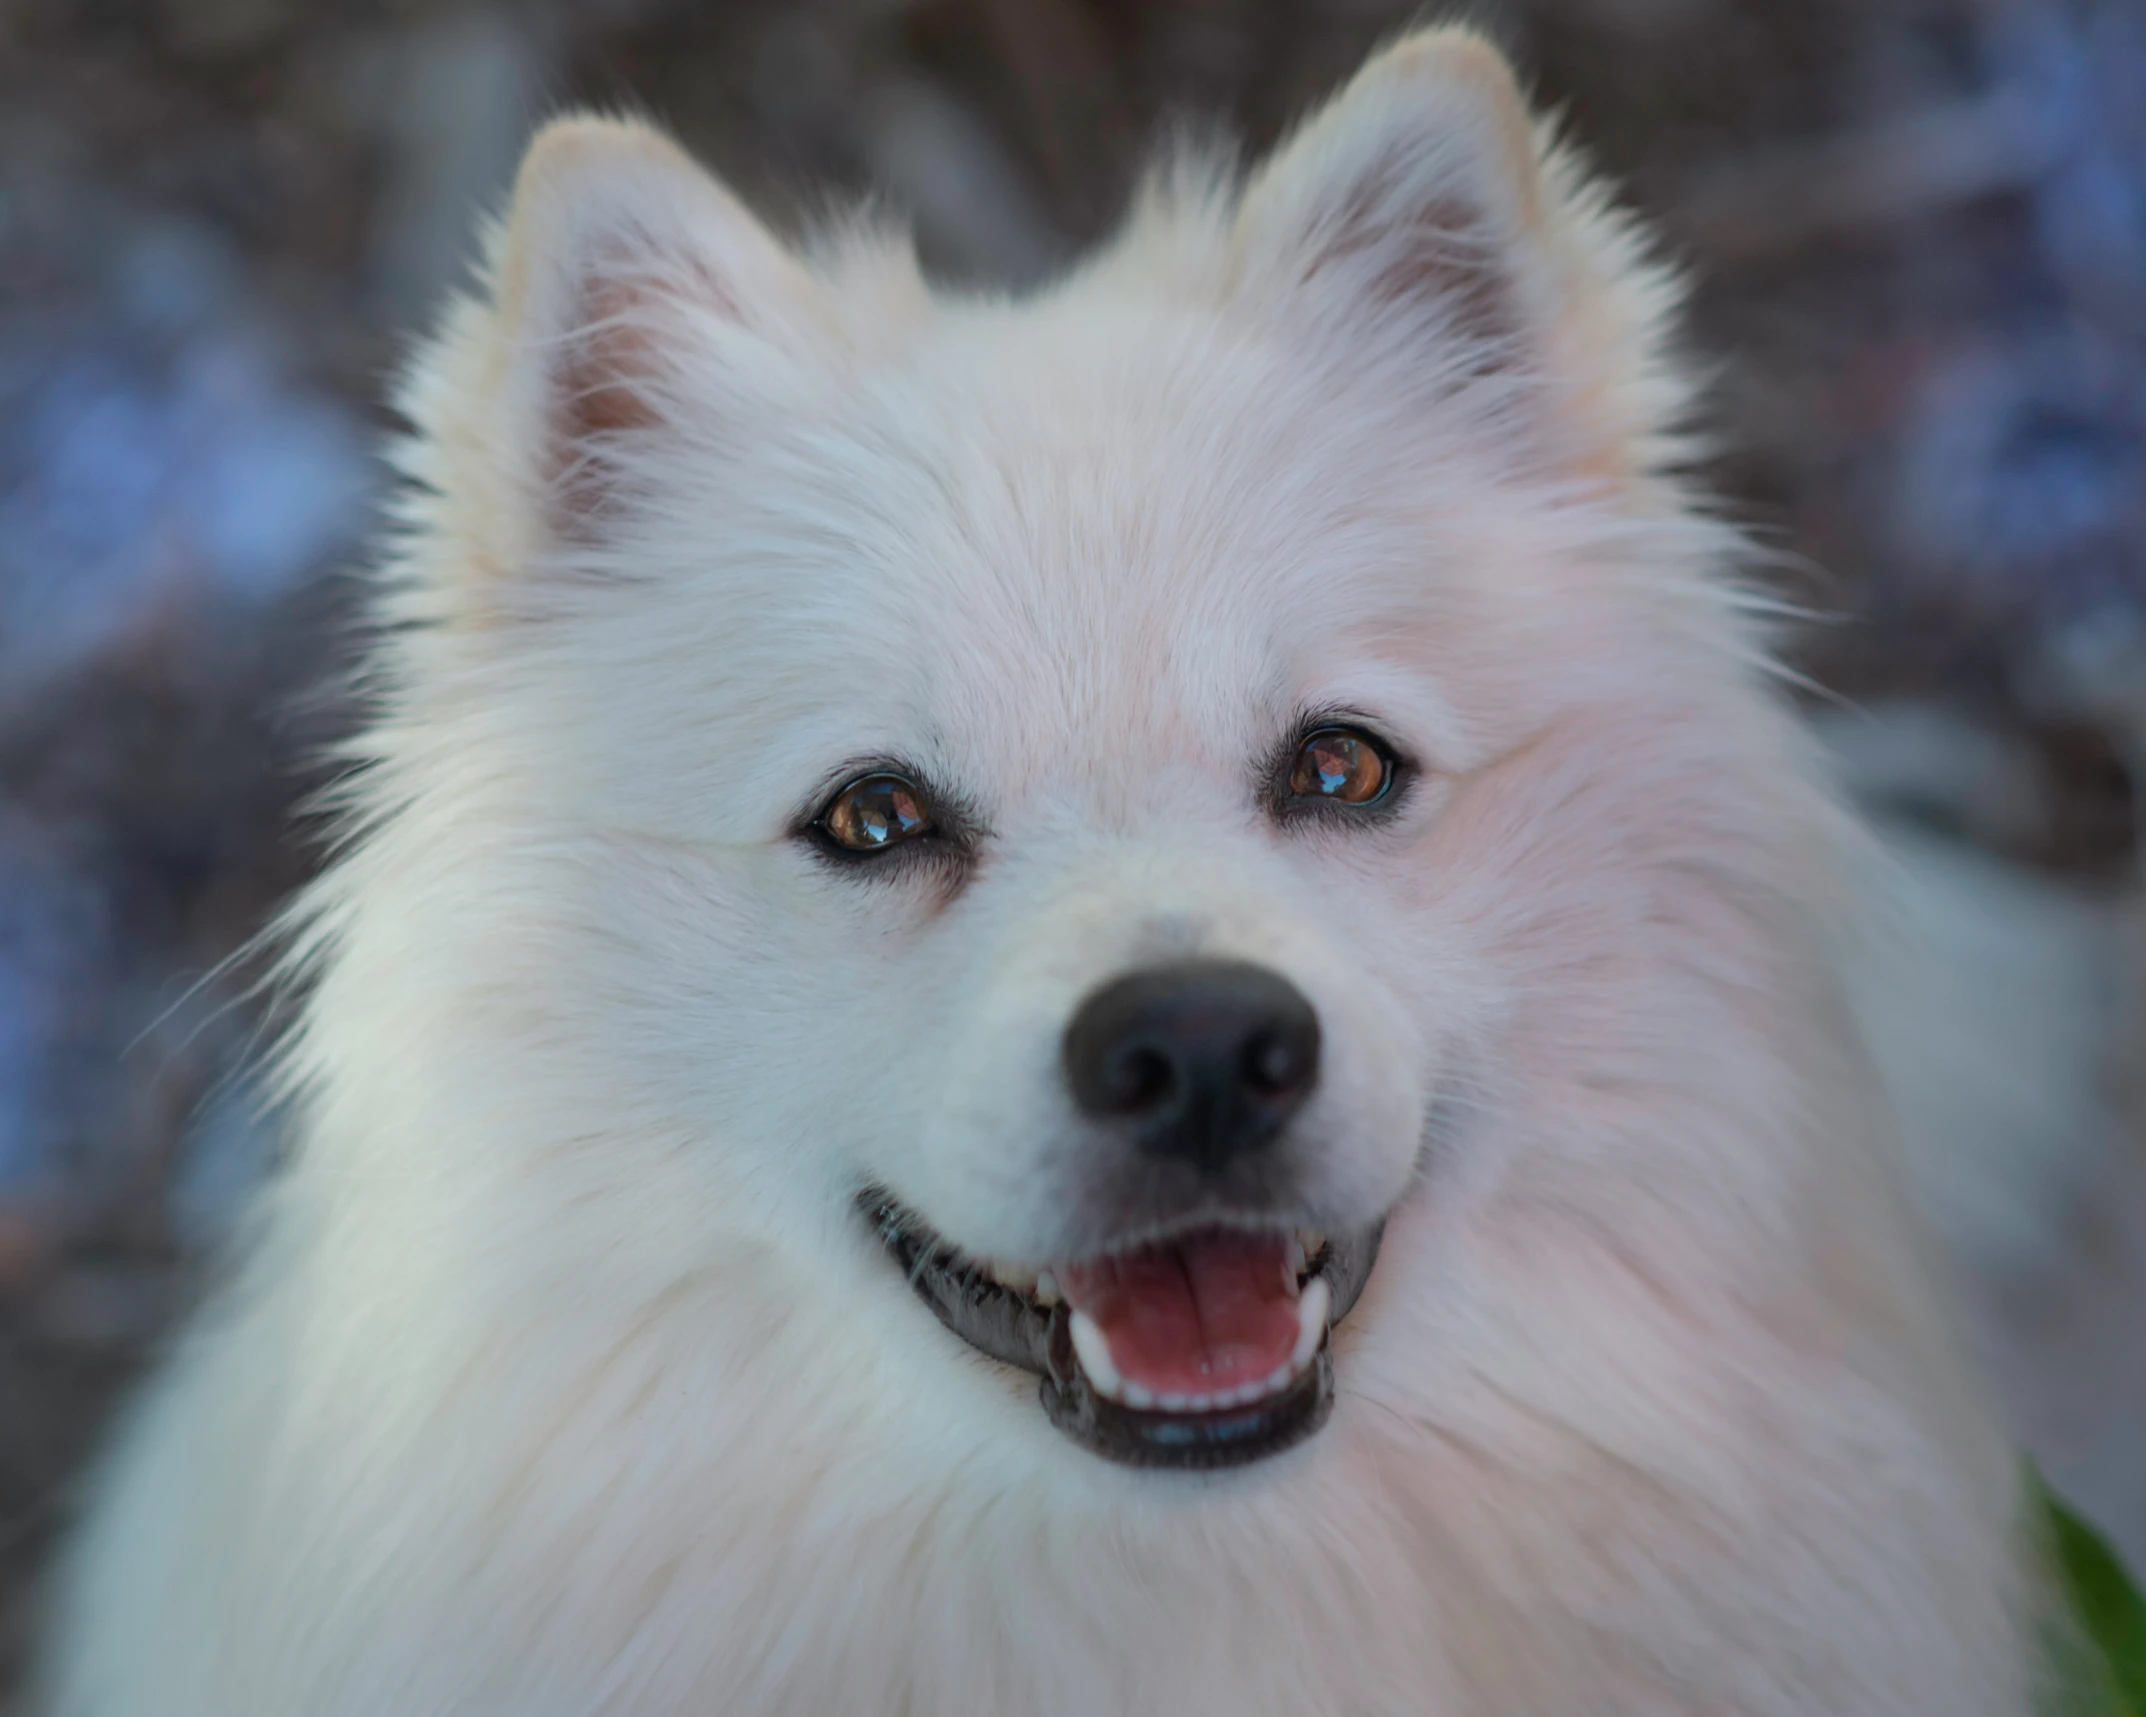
[1033,1270,1061,1306]
[1292,1276,1331,1370]
[1282,1234,1305,1286]
[1262,1363,1293,1393]
[1159,1391,1191,1412]
[1122,1381,1157,1410]
[1296,1227,1326,1259]
[1069,1310,1123,1400]
[990,1262,1038,1293]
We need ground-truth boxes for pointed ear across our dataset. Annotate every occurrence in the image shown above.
[429,115,818,573]
[1230,29,1681,477]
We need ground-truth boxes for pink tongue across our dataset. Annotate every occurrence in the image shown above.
[1058,1231,1301,1396]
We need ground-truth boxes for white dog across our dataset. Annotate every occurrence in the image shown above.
[45,28,2048,1716]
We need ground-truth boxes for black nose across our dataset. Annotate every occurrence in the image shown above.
[1062,959,1321,1175]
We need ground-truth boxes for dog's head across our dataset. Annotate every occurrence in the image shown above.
[359,30,1830,1475]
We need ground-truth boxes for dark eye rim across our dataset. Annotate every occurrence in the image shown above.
[796,759,975,871]
[1267,714,1412,824]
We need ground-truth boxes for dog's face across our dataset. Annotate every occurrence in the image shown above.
[401,33,1779,1471]
[552,305,1489,1464]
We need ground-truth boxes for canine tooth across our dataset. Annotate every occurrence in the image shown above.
[989,1261,1038,1293]
[1068,1311,1123,1400]
[1282,1233,1305,1286]
[1033,1270,1060,1306]
[1296,1227,1326,1259]
[1122,1381,1157,1410]
[1292,1276,1331,1369]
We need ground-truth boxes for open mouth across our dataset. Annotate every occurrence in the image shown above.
[862,1193,1384,1470]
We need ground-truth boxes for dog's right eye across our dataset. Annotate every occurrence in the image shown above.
[815,773,935,854]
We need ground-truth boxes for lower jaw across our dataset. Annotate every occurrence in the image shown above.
[1040,1308,1336,1469]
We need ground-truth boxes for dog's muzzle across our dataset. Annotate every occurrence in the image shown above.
[862,957,1387,1470]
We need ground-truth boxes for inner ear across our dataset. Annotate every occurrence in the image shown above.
[1304,160,1519,366]
[546,249,735,528]
[558,269,670,442]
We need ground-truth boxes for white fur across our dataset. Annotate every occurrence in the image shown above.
[44,31,2042,1716]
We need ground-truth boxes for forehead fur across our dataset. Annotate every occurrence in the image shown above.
[500,287,1702,819]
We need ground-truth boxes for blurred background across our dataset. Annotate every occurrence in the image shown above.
[0,0,2141,1696]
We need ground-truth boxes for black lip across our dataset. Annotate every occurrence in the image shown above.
[862,1193,1385,1470]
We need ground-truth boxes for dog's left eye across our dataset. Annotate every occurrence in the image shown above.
[816,773,935,853]
[1288,727,1395,807]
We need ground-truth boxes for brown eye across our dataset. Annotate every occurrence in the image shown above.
[817,773,934,853]
[1288,727,1394,807]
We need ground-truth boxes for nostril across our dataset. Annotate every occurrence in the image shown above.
[1099,1044,1176,1115]
[1243,1026,1312,1099]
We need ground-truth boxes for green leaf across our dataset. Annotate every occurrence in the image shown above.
[2032,1465,2146,1717]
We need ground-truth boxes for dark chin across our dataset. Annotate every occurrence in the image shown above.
[861,1193,1384,1472]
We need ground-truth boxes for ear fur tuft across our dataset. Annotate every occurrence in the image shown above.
[421,114,817,569]
[1231,27,1688,478]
